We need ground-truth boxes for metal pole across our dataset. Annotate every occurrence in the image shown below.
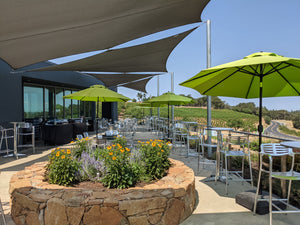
[157,75,160,118]
[206,19,212,157]
[171,72,174,123]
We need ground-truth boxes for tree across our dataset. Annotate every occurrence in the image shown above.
[136,92,146,102]
[227,118,244,130]
[292,114,300,129]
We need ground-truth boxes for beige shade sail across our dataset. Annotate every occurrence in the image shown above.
[34,28,196,72]
[0,0,210,69]
[119,77,154,93]
[85,73,157,87]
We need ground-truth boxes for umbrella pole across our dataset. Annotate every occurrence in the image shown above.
[257,75,263,194]
[168,103,170,139]
[96,98,99,138]
[258,75,263,151]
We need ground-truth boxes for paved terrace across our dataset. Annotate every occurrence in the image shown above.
[0,126,299,225]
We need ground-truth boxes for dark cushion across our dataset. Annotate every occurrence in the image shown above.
[235,190,286,215]
[72,123,87,139]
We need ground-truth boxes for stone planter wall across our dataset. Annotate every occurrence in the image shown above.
[9,159,195,225]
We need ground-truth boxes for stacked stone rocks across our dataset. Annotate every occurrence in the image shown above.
[9,159,195,225]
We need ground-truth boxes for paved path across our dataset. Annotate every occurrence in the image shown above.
[1,129,299,225]
[264,121,300,141]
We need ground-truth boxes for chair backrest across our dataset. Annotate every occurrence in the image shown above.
[76,134,83,140]
[203,128,218,137]
[83,132,89,138]
[261,143,291,156]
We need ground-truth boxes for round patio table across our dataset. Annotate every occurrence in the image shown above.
[280,141,300,153]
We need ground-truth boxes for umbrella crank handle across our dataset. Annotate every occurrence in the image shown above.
[258,125,263,133]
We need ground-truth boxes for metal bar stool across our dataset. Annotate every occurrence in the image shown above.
[253,143,300,225]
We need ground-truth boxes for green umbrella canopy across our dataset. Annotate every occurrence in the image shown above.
[145,92,193,106]
[145,92,192,138]
[180,51,300,150]
[180,52,300,98]
[63,85,131,102]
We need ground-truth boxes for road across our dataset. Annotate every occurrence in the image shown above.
[264,120,300,141]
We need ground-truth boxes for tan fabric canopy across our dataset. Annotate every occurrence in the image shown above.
[85,73,157,87]
[119,77,153,93]
[0,0,210,69]
[34,28,196,72]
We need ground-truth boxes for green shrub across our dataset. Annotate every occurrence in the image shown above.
[72,137,92,159]
[100,141,138,189]
[46,148,80,186]
[138,139,171,180]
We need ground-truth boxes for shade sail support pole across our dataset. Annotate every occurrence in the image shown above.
[171,72,175,125]
[206,19,212,157]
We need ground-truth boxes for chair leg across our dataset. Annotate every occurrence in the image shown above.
[287,179,292,204]
[248,154,254,188]
[225,154,228,194]
[253,159,262,215]
[269,174,273,225]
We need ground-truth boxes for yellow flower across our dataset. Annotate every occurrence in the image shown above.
[152,142,156,147]
[146,141,150,144]
[109,152,113,156]
[117,144,121,148]
[56,147,60,150]
[107,146,112,150]
[61,149,65,152]
[56,151,60,157]
[76,138,79,140]
[51,149,55,153]
[125,147,130,152]
[67,149,71,154]
[158,153,161,155]
[150,139,153,142]
[161,149,164,152]
[158,144,162,148]
[112,156,116,160]
[61,155,65,159]
[138,140,141,143]
[70,141,75,144]
[112,144,116,147]
[51,156,55,159]
[120,149,124,153]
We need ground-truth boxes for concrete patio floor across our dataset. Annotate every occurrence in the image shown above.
[0,127,299,225]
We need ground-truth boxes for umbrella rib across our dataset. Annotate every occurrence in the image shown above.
[263,62,289,76]
[285,61,300,69]
[245,75,255,99]
[270,64,300,96]
[181,68,226,84]
[203,69,240,95]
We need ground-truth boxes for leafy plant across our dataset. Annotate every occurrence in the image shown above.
[72,137,92,159]
[138,139,171,180]
[46,148,80,186]
[100,140,138,189]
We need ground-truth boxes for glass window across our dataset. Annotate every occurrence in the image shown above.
[23,86,43,119]
[45,87,55,119]
[72,91,79,118]
[85,101,92,118]
[64,90,72,119]
[55,88,64,119]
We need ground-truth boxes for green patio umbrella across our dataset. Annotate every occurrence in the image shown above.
[64,85,130,135]
[145,92,192,138]
[180,52,300,149]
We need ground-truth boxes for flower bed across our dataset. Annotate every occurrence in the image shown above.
[9,158,195,225]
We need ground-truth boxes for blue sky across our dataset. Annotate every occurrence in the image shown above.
[52,0,300,111]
